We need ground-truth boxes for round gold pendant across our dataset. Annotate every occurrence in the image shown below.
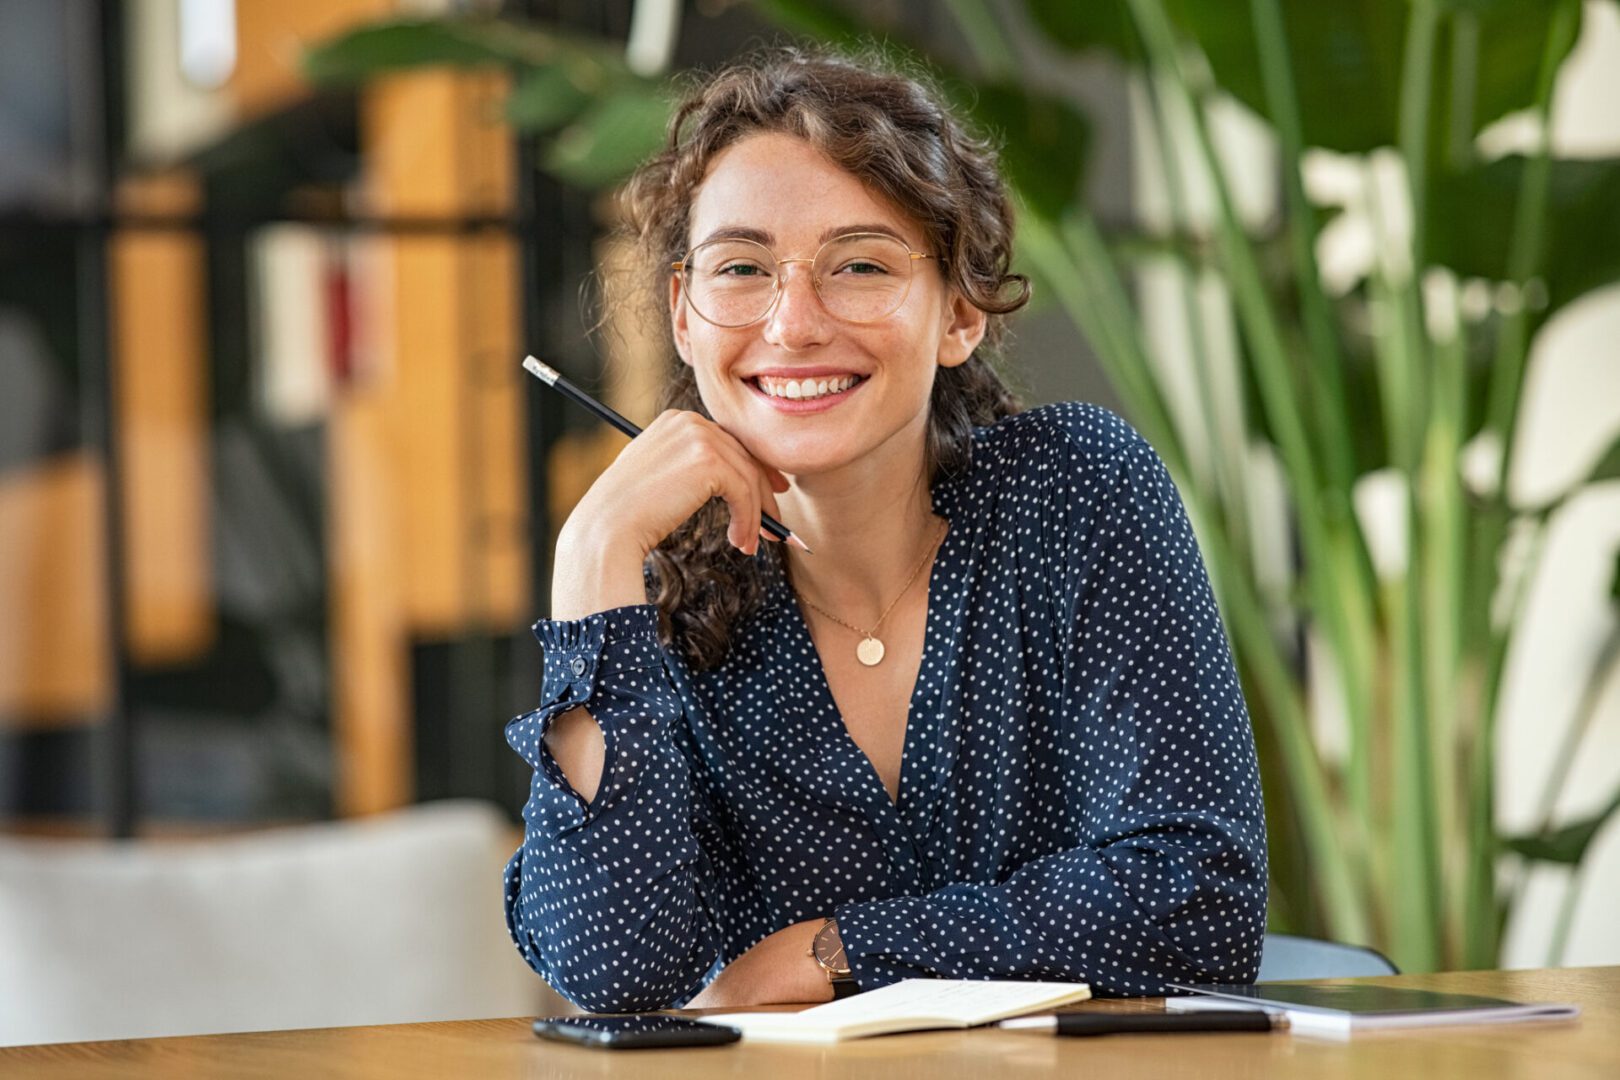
[856,637,885,666]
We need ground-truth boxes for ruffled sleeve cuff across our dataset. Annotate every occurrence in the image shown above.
[504,603,672,829]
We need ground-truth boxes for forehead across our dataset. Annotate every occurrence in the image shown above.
[686,132,925,250]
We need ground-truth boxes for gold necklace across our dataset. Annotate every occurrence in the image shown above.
[785,517,948,667]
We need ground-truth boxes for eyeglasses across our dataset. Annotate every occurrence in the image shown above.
[672,231,939,328]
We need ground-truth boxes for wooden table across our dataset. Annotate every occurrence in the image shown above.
[4,967,1616,1079]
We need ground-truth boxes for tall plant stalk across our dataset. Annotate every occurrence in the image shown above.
[1464,0,1582,970]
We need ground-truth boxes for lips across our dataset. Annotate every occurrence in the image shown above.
[752,373,865,400]
[744,372,868,413]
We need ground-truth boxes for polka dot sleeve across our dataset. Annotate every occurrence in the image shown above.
[501,603,721,1012]
[832,416,1267,996]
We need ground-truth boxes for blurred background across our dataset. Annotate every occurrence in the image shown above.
[0,0,1616,1046]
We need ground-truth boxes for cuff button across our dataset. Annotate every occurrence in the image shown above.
[570,657,587,677]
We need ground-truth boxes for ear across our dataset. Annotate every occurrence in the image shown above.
[670,272,694,367]
[936,285,988,369]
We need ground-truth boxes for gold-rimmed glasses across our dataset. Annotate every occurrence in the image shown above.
[671,231,939,328]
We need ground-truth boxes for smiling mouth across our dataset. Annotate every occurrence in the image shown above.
[748,374,868,401]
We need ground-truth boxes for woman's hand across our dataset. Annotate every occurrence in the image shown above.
[684,919,833,1009]
[571,408,789,561]
[550,409,790,622]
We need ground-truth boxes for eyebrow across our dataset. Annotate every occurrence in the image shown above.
[694,222,914,248]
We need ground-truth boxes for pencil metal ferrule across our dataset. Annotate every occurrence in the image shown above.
[522,355,561,386]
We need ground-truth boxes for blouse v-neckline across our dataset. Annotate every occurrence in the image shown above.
[760,465,976,846]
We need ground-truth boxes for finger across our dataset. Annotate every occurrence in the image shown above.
[703,415,788,494]
[716,440,787,546]
[695,420,778,555]
[742,455,785,555]
[758,477,785,540]
[733,452,782,554]
[704,444,762,555]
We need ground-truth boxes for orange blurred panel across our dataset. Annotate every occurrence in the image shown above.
[0,455,111,726]
[546,426,629,565]
[110,213,216,667]
[364,74,523,633]
[328,390,412,816]
[469,234,529,627]
[115,171,202,217]
[384,234,467,634]
[361,71,513,218]
[229,0,396,120]
[460,70,516,213]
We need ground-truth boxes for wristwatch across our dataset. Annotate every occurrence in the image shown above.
[809,918,859,999]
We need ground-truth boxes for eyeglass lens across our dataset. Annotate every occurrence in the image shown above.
[682,234,915,326]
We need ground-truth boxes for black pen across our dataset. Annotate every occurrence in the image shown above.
[998,1012,1286,1037]
[521,355,811,554]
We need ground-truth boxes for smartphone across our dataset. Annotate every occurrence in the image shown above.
[531,1014,742,1050]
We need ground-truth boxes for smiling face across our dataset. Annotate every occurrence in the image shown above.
[670,132,986,481]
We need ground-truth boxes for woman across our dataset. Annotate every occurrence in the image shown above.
[503,46,1267,1013]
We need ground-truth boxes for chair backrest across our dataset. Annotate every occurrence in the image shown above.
[0,800,567,1046]
[1258,933,1399,981]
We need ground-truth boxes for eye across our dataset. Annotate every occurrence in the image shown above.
[836,260,889,276]
[714,261,769,278]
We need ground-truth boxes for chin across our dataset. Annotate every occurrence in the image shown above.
[757,427,869,468]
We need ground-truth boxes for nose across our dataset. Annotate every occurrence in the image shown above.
[761,259,831,350]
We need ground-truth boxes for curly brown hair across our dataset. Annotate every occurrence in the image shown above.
[611,43,1031,671]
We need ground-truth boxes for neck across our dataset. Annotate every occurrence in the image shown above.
[775,431,945,627]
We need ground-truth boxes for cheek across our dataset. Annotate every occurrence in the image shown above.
[688,333,735,380]
[686,338,751,412]
[882,322,941,378]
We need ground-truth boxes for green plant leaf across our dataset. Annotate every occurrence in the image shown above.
[505,62,598,132]
[946,82,1091,223]
[1589,434,1620,486]
[1023,0,1581,155]
[1430,156,1620,321]
[541,87,673,189]
[302,17,627,84]
[1504,783,1620,865]
[751,0,882,48]
[1022,0,1135,55]
[302,20,520,81]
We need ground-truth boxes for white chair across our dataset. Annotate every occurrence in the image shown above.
[0,799,569,1046]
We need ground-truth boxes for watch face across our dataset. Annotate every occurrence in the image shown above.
[813,920,852,976]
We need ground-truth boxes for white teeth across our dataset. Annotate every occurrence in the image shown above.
[755,374,860,399]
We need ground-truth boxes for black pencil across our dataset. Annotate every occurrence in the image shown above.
[521,356,811,554]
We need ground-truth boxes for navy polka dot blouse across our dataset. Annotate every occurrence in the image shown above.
[503,402,1268,1012]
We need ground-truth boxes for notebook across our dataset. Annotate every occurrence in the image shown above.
[1167,982,1581,1036]
[694,978,1092,1043]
